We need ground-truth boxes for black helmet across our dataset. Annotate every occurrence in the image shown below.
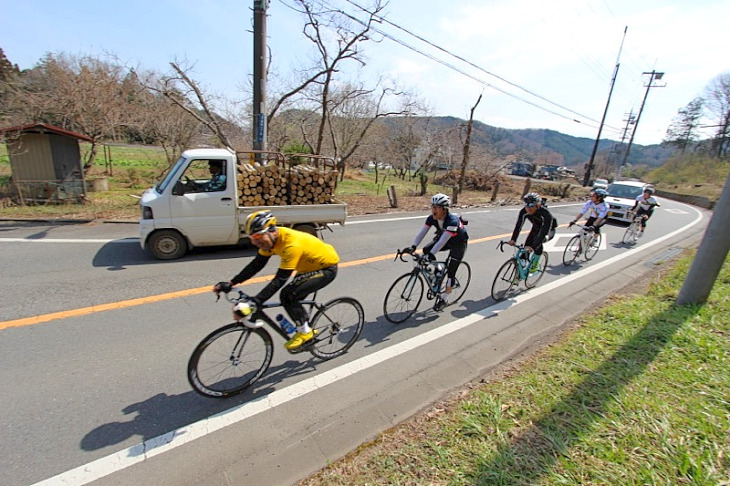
[593,188,608,199]
[523,192,541,207]
[244,210,277,235]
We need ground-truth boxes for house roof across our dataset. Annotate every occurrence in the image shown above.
[0,123,93,143]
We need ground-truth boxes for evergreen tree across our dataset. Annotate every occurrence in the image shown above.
[663,97,704,154]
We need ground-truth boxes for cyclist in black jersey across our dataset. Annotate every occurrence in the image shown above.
[405,193,468,311]
[508,192,556,271]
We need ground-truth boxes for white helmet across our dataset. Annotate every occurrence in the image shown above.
[431,193,450,207]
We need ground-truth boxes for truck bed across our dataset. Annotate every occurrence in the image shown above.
[236,198,348,228]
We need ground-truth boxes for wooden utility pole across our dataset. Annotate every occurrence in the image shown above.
[583,26,626,187]
[619,70,666,176]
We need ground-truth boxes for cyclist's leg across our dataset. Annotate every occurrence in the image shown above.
[445,240,467,292]
[280,266,337,348]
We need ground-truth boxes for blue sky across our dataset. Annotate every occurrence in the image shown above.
[3,0,729,146]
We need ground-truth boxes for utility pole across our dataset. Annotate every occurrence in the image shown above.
[677,170,730,305]
[583,26,627,187]
[619,70,666,177]
[615,110,635,180]
[252,0,268,152]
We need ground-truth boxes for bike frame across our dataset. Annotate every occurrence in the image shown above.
[401,253,453,298]
[228,291,320,343]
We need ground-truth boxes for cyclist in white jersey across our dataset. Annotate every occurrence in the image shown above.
[569,188,609,236]
[630,186,660,237]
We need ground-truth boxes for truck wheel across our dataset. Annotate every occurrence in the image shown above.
[148,230,188,260]
[293,224,318,237]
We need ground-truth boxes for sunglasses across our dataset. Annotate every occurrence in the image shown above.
[250,231,268,240]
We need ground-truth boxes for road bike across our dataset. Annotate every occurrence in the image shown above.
[622,211,645,244]
[188,289,365,398]
[383,249,472,324]
[562,223,602,266]
[491,241,549,301]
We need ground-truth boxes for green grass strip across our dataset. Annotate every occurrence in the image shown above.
[303,252,730,485]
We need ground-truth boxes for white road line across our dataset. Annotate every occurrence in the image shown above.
[33,203,704,486]
[0,238,138,244]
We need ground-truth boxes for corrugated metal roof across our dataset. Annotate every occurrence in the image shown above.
[0,123,93,143]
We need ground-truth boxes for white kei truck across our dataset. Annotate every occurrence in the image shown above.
[139,148,347,260]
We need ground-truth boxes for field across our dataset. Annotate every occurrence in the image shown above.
[0,144,585,220]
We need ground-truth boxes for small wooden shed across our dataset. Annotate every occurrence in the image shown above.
[0,123,92,203]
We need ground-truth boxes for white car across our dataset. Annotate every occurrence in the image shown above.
[605,180,652,223]
[592,178,609,190]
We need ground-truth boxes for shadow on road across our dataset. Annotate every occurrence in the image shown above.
[91,241,257,270]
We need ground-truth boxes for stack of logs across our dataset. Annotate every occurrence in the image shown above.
[236,162,339,206]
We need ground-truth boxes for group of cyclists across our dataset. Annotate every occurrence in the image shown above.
[213,184,660,351]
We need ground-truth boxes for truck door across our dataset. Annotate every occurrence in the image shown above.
[168,158,238,246]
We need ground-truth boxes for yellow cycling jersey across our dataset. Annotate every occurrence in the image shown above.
[258,226,339,273]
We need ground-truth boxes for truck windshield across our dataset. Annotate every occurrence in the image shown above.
[155,156,187,193]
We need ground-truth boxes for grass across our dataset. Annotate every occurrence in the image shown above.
[300,251,730,485]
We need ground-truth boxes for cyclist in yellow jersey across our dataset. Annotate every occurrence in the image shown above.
[214,210,339,350]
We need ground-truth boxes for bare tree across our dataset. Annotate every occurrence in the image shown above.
[3,53,133,171]
[145,61,243,151]
[268,0,386,155]
[704,72,730,158]
[453,94,482,204]
[324,80,417,179]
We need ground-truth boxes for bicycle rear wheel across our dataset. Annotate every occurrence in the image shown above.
[491,259,518,301]
[441,260,472,304]
[188,324,273,398]
[309,297,365,360]
[524,252,548,289]
[562,235,581,266]
[585,232,602,260]
[383,272,424,323]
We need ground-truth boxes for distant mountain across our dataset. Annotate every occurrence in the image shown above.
[384,116,673,169]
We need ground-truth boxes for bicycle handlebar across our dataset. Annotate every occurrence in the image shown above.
[395,248,428,265]
[497,241,526,253]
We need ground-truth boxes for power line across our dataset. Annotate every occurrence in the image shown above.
[339,0,612,128]
[281,0,621,132]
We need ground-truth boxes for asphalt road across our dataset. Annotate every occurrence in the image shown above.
[0,199,708,485]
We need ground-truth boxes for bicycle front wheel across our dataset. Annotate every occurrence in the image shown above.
[585,232,602,260]
[188,324,273,398]
[491,259,518,301]
[309,297,365,360]
[383,272,424,323]
[622,222,639,244]
[562,235,581,266]
[441,260,472,304]
[524,252,548,289]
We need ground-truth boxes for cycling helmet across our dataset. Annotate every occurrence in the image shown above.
[523,192,541,207]
[244,210,277,235]
[643,186,655,195]
[431,193,450,208]
[593,188,608,199]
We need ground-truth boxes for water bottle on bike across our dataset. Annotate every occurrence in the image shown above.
[276,314,296,335]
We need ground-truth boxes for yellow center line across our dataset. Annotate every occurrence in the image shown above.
[0,231,534,330]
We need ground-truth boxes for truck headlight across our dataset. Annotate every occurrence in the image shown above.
[142,206,154,219]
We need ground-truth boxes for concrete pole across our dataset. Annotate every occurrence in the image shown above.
[252,0,268,152]
[677,171,730,305]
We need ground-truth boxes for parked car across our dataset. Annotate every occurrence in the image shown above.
[592,178,609,190]
[605,180,652,222]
